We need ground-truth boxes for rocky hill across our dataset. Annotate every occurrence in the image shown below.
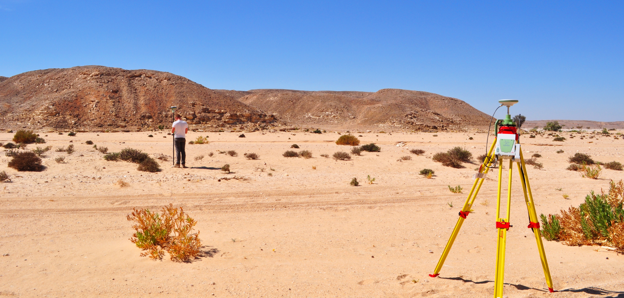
[0,66,277,131]
[235,89,491,131]
[0,76,8,83]
[524,120,624,130]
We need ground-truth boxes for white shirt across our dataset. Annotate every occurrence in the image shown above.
[172,120,189,139]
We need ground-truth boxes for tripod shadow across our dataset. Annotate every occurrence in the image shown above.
[189,166,221,170]
[439,276,624,297]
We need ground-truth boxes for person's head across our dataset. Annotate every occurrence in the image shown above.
[175,114,181,120]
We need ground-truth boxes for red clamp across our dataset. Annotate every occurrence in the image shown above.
[459,211,470,219]
[429,273,439,278]
[549,287,555,293]
[527,222,540,229]
[496,221,510,230]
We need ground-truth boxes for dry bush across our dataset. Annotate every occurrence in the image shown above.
[97,146,108,154]
[291,144,300,149]
[524,158,543,169]
[155,153,169,161]
[0,171,9,182]
[194,136,208,144]
[433,152,463,168]
[553,137,566,142]
[569,153,595,165]
[127,204,202,262]
[320,154,329,158]
[120,148,150,163]
[195,155,204,161]
[448,147,472,162]
[138,157,161,172]
[333,151,351,161]
[410,149,425,155]
[556,150,564,154]
[85,140,94,145]
[604,161,623,171]
[208,152,214,157]
[360,143,381,152]
[244,153,259,160]
[221,164,231,173]
[55,156,65,164]
[532,153,542,158]
[116,179,130,187]
[5,149,19,157]
[567,164,581,171]
[55,144,75,154]
[283,150,299,158]
[299,150,312,159]
[400,156,411,161]
[336,135,360,146]
[8,152,44,171]
[227,150,238,157]
[13,130,38,144]
[32,146,52,157]
[104,152,121,161]
[351,147,362,156]
[3,142,17,149]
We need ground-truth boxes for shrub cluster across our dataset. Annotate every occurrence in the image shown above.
[336,135,360,146]
[104,148,160,172]
[360,143,381,152]
[605,161,623,171]
[13,130,38,144]
[8,152,44,171]
[569,153,594,165]
[433,147,472,168]
[127,204,202,262]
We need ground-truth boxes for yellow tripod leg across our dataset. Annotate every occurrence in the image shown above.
[517,148,555,292]
[429,140,497,278]
[494,159,513,298]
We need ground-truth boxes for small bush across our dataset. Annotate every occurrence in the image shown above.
[420,169,434,177]
[3,143,17,149]
[312,129,322,134]
[5,149,19,157]
[333,152,351,161]
[188,141,195,145]
[336,135,360,146]
[448,147,472,162]
[0,171,9,182]
[35,137,46,144]
[127,204,202,262]
[525,158,543,170]
[410,149,425,155]
[366,175,375,184]
[32,146,52,157]
[291,144,300,149]
[605,161,623,171]
[529,135,536,138]
[85,140,94,145]
[8,152,44,171]
[68,132,76,136]
[104,152,121,161]
[400,156,411,161]
[138,157,161,172]
[98,147,109,154]
[55,156,65,163]
[239,134,245,138]
[194,155,204,161]
[556,150,564,154]
[208,152,214,157]
[544,121,562,132]
[321,154,329,158]
[433,152,463,168]
[540,214,561,241]
[66,144,75,155]
[227,150,238,157]
[13,130,38,144]
[283,150,299,158]
[299,150,313,159]
[350,178,359,186]
[569,153,594,165]
[245,153,259,160]
[351,147,361,156]
[553,137,566,142]
[532,153,542,158]
[194,136,208,144]
[120,148,150,163]
[221,164,231,173]
[448,185,463,193]
[148,135,153,138]
[582,164,602,179]
[360,143,381,152]
[567,164,581,171]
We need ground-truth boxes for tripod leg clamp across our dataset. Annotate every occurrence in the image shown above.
[459,211,470,219]
[496,221,510,230]
[527,222,540,229]
[429,273,439,278]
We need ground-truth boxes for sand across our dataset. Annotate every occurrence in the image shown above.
[1,130,623,297]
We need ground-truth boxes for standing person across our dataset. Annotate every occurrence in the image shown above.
[171,114,189,168]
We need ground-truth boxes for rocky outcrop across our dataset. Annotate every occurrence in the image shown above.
[0,66,277,131]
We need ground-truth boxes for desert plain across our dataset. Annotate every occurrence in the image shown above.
[1,129,623,298]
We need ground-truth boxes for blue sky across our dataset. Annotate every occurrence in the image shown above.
[1,1,623,121]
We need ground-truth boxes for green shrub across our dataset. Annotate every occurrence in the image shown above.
[448,185,462,193]
[120,148,150,163]
[13,130,38,144]
[351,147,362,156]
[32,146,52,157]
[605,161,623,171]
[221,164,231,173]
[582,164,602,179]
[194,136,208,144]
[8,152,44,171]
[300,150,313,159]
[420,169,434,176]
[336,135,360,146]
[553,137,566,142]
[569,153,594,165]
[544,121,562,131]
[312,129,322,134]
[3,143,16,149]
[104,152,121,161]
[283,150,299,158]
[138,157,161,172]
[68,131,76,136]
[333,152,351,161]
[360,143,381,152]
[35,137,46,144]
[540,214,561,241]
[350,178,359,186]
[556,150,564,154]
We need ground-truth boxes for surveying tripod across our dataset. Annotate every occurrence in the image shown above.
[428,100,554,298]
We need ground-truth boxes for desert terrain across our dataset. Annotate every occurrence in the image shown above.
[1,129,623,298]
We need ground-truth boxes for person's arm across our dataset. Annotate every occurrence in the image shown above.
[185,127,188,134]
[171,127,175,134]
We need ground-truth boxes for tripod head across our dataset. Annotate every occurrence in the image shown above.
[495,100,519,159]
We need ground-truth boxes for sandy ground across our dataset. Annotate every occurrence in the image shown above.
[1,130,623,298]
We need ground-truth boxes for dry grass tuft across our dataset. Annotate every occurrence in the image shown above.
[299,150,313,159]
[333,152,351,161]
[8,152,44,171]
[283,150,299,158]
[116,179,130,187]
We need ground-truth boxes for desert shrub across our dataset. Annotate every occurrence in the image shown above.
[410,149,425,155]
[194,136,208,144]
[567,164,581,171]
[104,152,121,161]
[400,156,411,161]
[98,146,109,154]
[312,129,322,134]
[13,130,38,144]
[5,149,19,157]
[208,152,214,157]
[283,150,299,158]
[227,150,238,157]
[336,135,360,146]
[239,134,245,138]
[68,132,76,136]
[532,153,542,158]
[4,142,17,149]
[448,185,462,193]
[221,164,231,173]
[188,141,195,145]
[602,128,610,135]
[448,147,472,162]
[525,158,543,169]
[569,153,594,165]
[138,157,161,172]
[556,150,564,154]
[604,161,623,171]
[299,150,312,159]
[333,151,351,161]
[148,135,153,138]
[127,204,201,262]
[291,144,300,149]
[360,143,381,152]
[553,137,566,142]
[433,152,463,168]
[477,154,491,164]
[120,148,150,163]
[529,135,536,138]
[194,155,204,161]
[320,154,329,158]
[245,153,259,160]
[350,177,359,186]
[85,140,94,145]
[582,164,602,179]
[540,214,561,241]
[544,121,562,132]
[32,146,52,157]
[8,152,44,171]
[65,144,75,154]
[0,171,9,182]
[55,156,65,163]
[351,147,362,156]
[35,137,45,144]
[420,169,434,177]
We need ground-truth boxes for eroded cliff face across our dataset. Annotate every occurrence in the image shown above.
[0,66,277,131]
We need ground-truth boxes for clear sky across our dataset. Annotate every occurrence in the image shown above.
[1,1,623,121]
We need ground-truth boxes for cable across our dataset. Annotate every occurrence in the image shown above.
[484,104,503,167]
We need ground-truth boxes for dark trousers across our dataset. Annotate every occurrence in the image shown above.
[175,138,186,165]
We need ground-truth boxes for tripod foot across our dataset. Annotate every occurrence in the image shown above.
[429,273,439,278]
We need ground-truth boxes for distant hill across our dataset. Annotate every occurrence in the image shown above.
[0,76,8,83]
[0,66,277,131]
[524,120,624,130]
[235,88,491,131]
